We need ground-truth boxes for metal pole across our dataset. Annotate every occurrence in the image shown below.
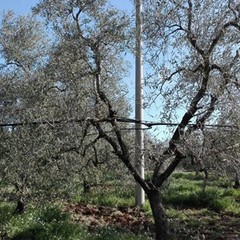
[135,0,145,207]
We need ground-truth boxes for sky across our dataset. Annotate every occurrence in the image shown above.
[0,0,133,14]
[0,0,38,14]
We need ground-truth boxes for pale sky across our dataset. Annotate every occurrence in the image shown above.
[0,0,133,14]
[0,0,38,14]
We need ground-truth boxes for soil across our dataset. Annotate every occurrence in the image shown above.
[64,203,154,234]
[64,203,240,240]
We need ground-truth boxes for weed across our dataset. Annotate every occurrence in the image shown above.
[172,172,205,181]
[72,183,135,208]
[162,175,240,214]
[0,202,15,224]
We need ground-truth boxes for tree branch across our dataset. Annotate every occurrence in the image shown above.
[186,0,204,56]
[208,21,240,54]
[154,150,186,187]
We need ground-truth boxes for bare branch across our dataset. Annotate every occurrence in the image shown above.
[186,0,204,55]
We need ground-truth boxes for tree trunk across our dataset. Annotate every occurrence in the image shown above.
[83,180,91,193]
[233,173,239,189]
[13,199,25,215]
[199,168,209,191]
[147,189,169,240]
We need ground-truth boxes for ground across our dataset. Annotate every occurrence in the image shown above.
[64,203,240,240]
[2,172,240,239]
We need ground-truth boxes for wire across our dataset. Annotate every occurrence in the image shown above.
[0,116,238,130]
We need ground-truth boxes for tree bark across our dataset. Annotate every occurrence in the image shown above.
[83,180,91,193]
[233,173,239,189]
[147,189,169,240]
[13,199,24,215]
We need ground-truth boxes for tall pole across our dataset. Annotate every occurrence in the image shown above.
[135,0,145,207]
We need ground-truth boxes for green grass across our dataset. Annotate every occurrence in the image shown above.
[2,204,150,240]
[162,172,240,214]
[72,184,135,208]
[172,172,206,181]
[0,201,15,225]
[73,172,240,215]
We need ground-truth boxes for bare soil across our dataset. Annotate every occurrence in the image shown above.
[64,203,154,234]
[64,203,240,240]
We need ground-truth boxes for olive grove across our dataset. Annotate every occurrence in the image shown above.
[0,2,132,200]
[0,0,239,240]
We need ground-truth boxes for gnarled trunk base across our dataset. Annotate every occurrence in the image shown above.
[147,190,169,240]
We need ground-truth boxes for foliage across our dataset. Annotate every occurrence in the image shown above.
[0,0,132,201]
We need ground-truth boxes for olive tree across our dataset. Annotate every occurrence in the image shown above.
[0,3,131,202]
[1,1,239,240]
[141,0,240,238]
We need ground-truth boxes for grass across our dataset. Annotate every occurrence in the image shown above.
[0,179,149,239]
[1,203,150,240]
[1,171,240,239]
[72,183,135,208]
[162,172,240,214]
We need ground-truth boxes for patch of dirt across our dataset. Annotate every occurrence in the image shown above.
[64,204,240,239]
[64,203,154,234]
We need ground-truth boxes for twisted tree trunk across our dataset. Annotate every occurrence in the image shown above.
[147,189,169,240]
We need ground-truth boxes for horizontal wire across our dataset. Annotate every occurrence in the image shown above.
[0,116,238,130]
